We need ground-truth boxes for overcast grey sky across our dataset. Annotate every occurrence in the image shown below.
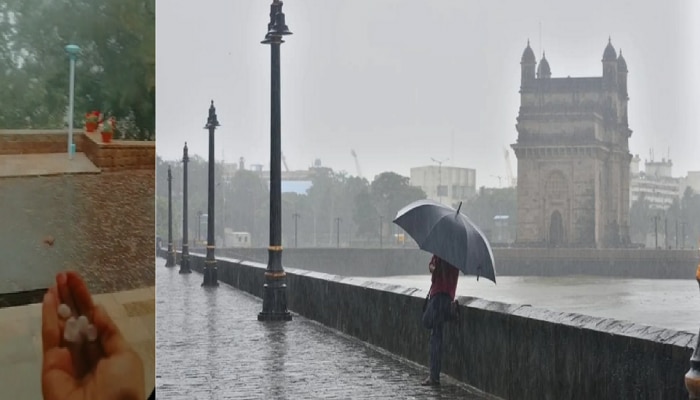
[156,0,698,188]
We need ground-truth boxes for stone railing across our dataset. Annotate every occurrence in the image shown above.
[0,129,154,172]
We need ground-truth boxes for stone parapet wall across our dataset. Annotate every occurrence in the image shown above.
[158,249,697,400]
[218,247,700,279]
[0,130,87,155]
[82,132,154,172]
[0,129,154,172]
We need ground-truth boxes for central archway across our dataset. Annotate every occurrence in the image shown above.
[549,210,563,246]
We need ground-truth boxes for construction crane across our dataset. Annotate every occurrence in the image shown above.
[351,149,363,178]
[503,147,516,187]
[281,152,289,172]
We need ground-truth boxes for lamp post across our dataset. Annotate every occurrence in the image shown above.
[652,215,660,249]
[336,217,341,248]
[258,0,293,322]
[202,101,220,287]
[65,44,80,160]
[292,213,300,248]
[180,142,192,274]
[165,166,176,267]
[431,157,449,204]
[379,215,383,249]
[197,210,203,243]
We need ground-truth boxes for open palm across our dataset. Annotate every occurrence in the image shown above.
[41,272,145,400]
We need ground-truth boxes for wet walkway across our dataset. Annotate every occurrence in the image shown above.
[156,258,496,399]
[0,170,154,296]
[0,152,100,178]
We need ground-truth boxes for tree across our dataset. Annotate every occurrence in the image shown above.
[0,0,155,139]
[463,187,517,241]
[370,172,427,219]
[353,188,378,242]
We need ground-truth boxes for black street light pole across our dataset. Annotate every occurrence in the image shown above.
[683,222,687,249]
[180,142,192,274]
[165,166,176,267]
[258,0,292,322]
[293,213,300,248]
[336,217,341,248]
[652,215,660,249]
[197,210,202,243]
[202,101,220,287]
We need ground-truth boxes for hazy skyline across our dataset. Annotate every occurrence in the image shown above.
[156,0,699,188]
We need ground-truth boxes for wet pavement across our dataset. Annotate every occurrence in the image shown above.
[364,275,700,333]
[0,152,100,178]
[156,258,496,399]
[0,170,155,296]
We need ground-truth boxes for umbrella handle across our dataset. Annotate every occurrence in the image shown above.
[456,201,462,215]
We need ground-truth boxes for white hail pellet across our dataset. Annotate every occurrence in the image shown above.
[57,303,71,319]
[77,315,89,333]
[63,317,80,343]
[85,324,98,342]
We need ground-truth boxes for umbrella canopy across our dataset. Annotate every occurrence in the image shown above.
[393,199,496,283]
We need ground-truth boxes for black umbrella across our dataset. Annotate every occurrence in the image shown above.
[393,199,496,283]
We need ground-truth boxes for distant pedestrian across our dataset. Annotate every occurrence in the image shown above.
[421,254,459,386]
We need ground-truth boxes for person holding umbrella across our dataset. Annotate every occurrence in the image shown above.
[393,199,497,386]
[421,254,459,386]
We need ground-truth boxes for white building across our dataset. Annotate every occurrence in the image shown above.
[410,165,477,208]
[629,155,683,210]
[681,171,700,196]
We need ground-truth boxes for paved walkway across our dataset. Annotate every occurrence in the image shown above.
[156,259,496,399]
[0,286,155,398]
[0,170,154,295]
[0,152,100,178]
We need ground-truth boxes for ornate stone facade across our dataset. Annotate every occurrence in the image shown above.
[512,39,632,248]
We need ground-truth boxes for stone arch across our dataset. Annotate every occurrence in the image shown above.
[549,210,564,246]
[545,170,569,245]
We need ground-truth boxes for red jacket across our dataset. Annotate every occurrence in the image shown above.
[428,255,459,300]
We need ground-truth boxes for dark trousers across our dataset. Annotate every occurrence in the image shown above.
[422,292,451,382]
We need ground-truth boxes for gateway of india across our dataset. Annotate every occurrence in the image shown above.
[512,39,632,248]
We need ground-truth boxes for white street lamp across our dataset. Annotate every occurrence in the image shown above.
[65,44,81,160]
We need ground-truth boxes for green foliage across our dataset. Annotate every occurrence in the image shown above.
[463,187,517,241]
[0,0,155,139]
[155,163,431,248]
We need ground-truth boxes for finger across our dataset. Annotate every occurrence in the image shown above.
[56,272,76,317]
[41,348,78,400]
[41,291,61,354]
[48,286,68,346]
[93,305,131,356]
[84,336,103,368]
[66,271,95,319]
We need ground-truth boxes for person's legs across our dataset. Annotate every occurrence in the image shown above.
[422,296,438,330]
[423,293,450,385]
[429,321,443,382]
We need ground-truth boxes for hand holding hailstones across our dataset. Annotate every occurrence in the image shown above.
[57,304,98,342]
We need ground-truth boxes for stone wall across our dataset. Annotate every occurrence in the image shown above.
[0,129,155,172]
[0,130,88,155]
[82,132,154,172]
[160,249,697,400]
[219,247,700,279]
